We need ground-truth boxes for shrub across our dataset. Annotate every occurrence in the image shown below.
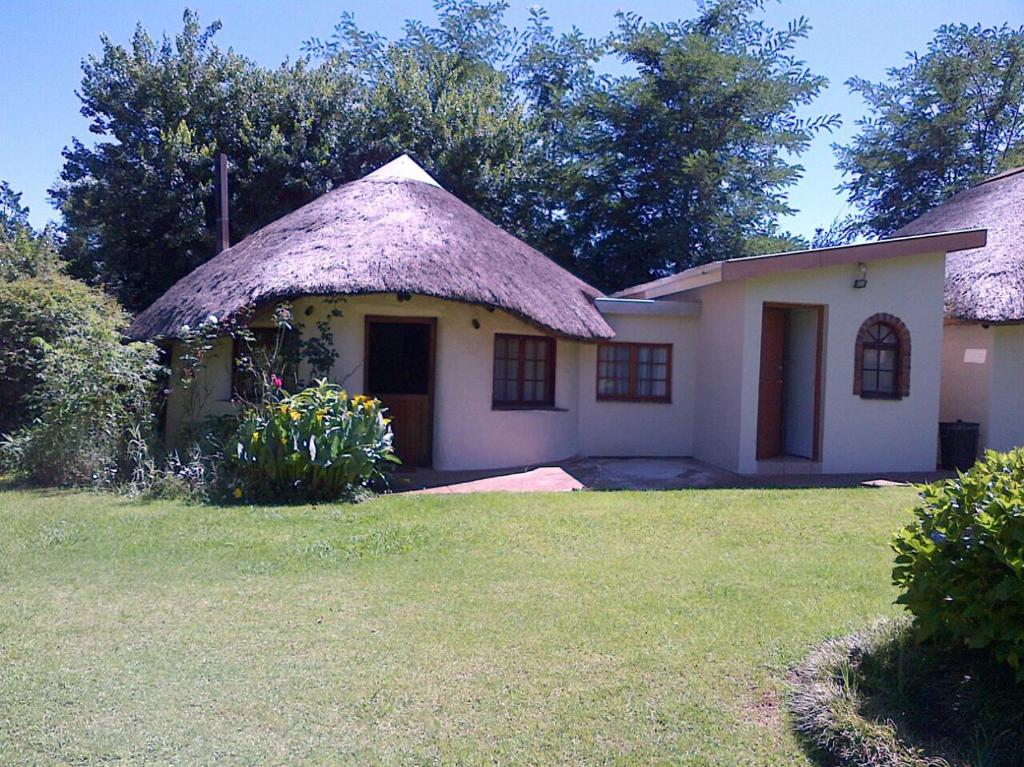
[0,275,128,436]
[1,326,163,487]
[234,380,399,501]
[0,276,163,486]
[892,449,1024,679]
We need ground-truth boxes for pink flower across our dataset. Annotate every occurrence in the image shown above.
[272,374,283,389]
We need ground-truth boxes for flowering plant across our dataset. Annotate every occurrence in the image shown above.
[233,379,399,500]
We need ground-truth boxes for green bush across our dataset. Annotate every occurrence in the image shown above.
[892,449,1024,679]
[0,276,162,486]
[0,275,129,436]
[234,380,399,501]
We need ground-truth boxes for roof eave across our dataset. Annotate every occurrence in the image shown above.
[614,229,988,300]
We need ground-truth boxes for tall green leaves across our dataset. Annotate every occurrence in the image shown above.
[837,23,1024,236]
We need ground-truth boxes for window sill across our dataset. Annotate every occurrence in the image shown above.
[859,393,903,401]
[492,404,567,412]
[596,397,672,404]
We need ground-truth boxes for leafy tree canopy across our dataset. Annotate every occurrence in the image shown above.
[836,23,1024,236]
[0,181,63,281]
[54,1,834,307]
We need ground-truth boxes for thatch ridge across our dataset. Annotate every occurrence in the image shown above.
[127,164,614,341]
[895,167,1024,322]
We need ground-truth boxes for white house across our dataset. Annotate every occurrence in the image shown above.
[128,156,992,475]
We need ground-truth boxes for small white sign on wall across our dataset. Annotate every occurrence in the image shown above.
[963,348,987,364]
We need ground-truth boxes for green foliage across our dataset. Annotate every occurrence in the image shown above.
[0,275,130,436]
[234,380,399,501]
[53,11,365,311]
[837,23,1024,236]
[563,3,838,289]
[0,182,164,488]
[0,303,162,486]
[56,1,833,306]
[0,180,64,280]
[892,450,1024,680]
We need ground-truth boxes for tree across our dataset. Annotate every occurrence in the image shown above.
[0,181,63,280]
[57,1,833,306]
[53,11,366,311]
[836,23,1024,236]
[558,3,837,289]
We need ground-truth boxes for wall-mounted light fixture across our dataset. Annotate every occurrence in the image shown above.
[472,318,481,329]
[853,262,868,289]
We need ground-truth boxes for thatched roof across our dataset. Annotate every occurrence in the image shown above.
[895,167,1024,323]
[127,155,613,341]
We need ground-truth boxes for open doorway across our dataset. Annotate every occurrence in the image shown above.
[756,304,824,461]
[364,316,435,467]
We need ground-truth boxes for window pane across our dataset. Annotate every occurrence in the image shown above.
[494,335,554,405]
[877,370,895,394]
[863,348,878,370]
[596,343,670,400]
[878,349,896,371]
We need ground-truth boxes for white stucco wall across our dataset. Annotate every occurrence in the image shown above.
[987,325,1024,452]
[683,252,946,474]
[738,253,947,474]
[165,294,582,471]
[577,313,698,457]
[165,337,236,446]
[939,322,992,452]
[691,280,748,471]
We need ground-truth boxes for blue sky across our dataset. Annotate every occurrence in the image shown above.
[2,1,1022,236]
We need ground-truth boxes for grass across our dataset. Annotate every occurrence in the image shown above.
[0,485,918,765]
[789,618,1024,767]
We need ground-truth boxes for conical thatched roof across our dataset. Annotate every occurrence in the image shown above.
[127,156,613,341]
[895,167,1024,323]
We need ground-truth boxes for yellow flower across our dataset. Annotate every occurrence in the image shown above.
[232,487,243,499]
[252,431,260,443]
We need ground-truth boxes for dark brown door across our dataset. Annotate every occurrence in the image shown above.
[365,317,435,467]
[756,306,787,460]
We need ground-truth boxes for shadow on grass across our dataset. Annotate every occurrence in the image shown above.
[790,618,1024,767]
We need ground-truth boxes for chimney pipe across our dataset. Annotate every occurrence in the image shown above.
[215,152,229,253]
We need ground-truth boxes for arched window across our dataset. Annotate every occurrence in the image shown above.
[854,314,911,399]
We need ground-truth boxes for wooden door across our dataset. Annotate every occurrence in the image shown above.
[365,317,435,467]
[756,306,787,460]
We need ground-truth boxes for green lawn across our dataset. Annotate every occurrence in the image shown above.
[0,486,917,765]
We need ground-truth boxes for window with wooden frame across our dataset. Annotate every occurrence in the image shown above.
[231,327,299,401]
[492,334,556,408]
[596,342,672,402]
[858,323,899,398]
[854,314,911,400]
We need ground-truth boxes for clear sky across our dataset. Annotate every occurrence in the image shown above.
[2,1,1022,236]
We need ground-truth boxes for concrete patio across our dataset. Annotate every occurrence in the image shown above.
[389,457,951,494]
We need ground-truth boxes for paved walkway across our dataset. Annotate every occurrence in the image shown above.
[408,466,583,494]
[388,457,951,494]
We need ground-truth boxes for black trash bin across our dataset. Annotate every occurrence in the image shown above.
[938,420,980,471]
